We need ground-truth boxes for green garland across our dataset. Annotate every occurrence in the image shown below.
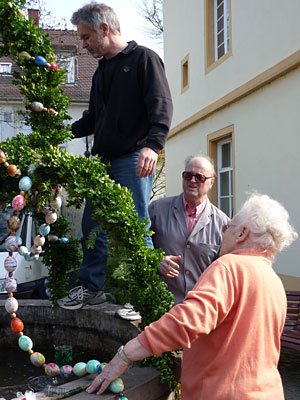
[0,0,179,393]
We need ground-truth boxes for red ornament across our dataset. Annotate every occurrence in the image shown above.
[11,317,24,333]
[49,62,58,71]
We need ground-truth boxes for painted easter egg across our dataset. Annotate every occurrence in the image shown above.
[60,365,73,377]
[30,352,46,367]
[86,360,100,374]
[16,235,22,245]
[50,196,62,210]
[73,362,87,377]
[19,176,32,192]
[48,234,58,242]
[0,149,7,163]
[34,235,45,246]
[11,317,24,333]
[17,51,31,60]
[45,363,60,376]
[4,255,17,272]
[39,223,50,236]
[60,237,69,243]
[45,211,57,225]
[7,215,21,232]
[35,56,48,67]
[31,102,44,112]
[31,245,42,254]
[27,163,37,176]
[5,297,18,313]
[48,108,58,116]
[97,363,106,374]
[18,245,28,256]
[24,252,32,261]
[5,235,19,252]
[109,378,124,393]
[4,277,17,292]
[49,62,58,71]
[12,194,26,211]
[120,397,128,400]
[18,335,33,351]
[6,164,18,177]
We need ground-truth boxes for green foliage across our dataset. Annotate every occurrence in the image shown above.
[0,0,178,392]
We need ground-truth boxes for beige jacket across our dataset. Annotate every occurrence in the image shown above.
[149,193,229,304]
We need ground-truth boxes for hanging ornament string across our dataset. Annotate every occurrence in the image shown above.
[0,148,128,400]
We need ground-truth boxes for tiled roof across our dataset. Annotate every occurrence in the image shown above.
[0,29,98,103]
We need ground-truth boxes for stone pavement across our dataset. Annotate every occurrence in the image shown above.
[279,347,300,399]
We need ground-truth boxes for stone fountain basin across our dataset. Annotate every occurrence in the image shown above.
[0,299,180,400]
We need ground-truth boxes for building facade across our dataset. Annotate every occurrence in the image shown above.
[163,0,300,289]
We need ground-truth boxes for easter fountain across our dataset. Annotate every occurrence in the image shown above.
[0,0,179,398]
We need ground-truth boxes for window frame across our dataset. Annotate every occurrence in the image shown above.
[217,137,233,218]
[56,52,76,84]
[204,0,232,74]
[0,62,12,75]
[207,124,235,217]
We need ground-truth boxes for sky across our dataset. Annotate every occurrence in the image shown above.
[42,0,163,56]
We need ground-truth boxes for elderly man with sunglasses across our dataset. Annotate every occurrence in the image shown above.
[148,155,229,305]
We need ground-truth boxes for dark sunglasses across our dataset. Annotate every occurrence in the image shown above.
[182,171,214,183]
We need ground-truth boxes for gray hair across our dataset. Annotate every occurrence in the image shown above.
[184,155,216,176]
[233,193,297,257]
[71,2,121,34]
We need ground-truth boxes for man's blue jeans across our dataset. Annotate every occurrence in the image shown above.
[78,150,154,291]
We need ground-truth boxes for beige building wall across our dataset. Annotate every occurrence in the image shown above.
[163,0,300,289]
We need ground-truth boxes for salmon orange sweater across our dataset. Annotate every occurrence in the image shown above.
[138,249,286,399]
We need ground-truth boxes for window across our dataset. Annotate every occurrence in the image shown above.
[205,0,232,73]
[181,54,189,93]
[217,138,233,217]
[56,54,76,84]
[0,109,14,141]
[0,62,12,75]
[18,113,32,136]
[207,125,235,217]
[214,0,230,61]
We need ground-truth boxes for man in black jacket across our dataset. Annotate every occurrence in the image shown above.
[58,2,173,311]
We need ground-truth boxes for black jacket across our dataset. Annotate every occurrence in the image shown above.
[72,41,173,161]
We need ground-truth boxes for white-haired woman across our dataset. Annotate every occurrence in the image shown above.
[87,193,297,400]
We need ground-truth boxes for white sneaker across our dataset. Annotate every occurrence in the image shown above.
[115,303,141,321]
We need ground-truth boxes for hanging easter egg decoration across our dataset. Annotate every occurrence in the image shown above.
[60,365,73,377]
[6,164,18,177]
[45,211,57,225]
[31,101,44,112]
[4,255,17,272]
[17,51,32,60]
[5,296,19,313]
[18,335,33,351]
[50,196,62,210]
[19,176,32,192]
[11,317,24,333]
[86,359,100,374]
[35,55,48,67]
[4,277,17,292]
[109,378,125,393]
[12,194,26,211]
[45,363,60,376]
[27,163,37,176]
[5,235,19,252]
[30,352,46,367]
[49,62,58,71]
[73,362,87,377]
[7,215,21,231]
[39,223,50,236]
